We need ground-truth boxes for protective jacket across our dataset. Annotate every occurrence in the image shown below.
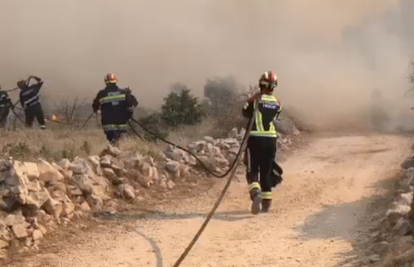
[242,93,282,138]
[92,84,138,131]
[0,91,13,110]
[19,81,43,109]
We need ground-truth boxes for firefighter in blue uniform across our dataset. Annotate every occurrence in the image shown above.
[92,73,138,144]
[242,71,282,214]
[0,83,14,129]
[18,76,46,129]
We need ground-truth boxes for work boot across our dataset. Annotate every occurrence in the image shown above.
[261,199,272,213]
[249,188,262,215]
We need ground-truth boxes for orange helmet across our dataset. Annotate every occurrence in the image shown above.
[17,79,26,88]
[104,73,118,84]
[259,71,278,90]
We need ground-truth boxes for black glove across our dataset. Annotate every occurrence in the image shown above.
[124,87,132,94]
[127,111,133,120]
[29,75,42,82]
[270,161,283,187]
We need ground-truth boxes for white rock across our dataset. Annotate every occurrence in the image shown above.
[120,184,135,200]
[57,159,71,170]
[167,180,176,189]
[22,162,39,180]
[228,127,238,139]
[37,159,64,183]
[69,158,90,175]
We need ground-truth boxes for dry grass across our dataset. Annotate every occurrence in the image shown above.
[0,126,166,162]
[167,117,222,145]
[0,119,219,162]
[0,128,107,161]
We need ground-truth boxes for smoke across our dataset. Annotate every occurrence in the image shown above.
[0,0,413,130]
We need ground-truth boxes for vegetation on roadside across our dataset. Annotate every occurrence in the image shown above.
[1,76,253,161]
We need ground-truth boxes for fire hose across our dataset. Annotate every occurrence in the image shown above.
[129,114,254,267]
[3,86,257,266]
[129,99,258,266]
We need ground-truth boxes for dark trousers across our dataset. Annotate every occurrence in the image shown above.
[0,108,9,128]
[246,136,277,200]
[25,103,45,129]
[104,129,127,144]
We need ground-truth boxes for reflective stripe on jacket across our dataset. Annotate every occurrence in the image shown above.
[242,94,281,138]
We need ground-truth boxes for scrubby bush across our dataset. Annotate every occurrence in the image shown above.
[137,112,168,141]
[161,83,205,127]
[203,76,243,117]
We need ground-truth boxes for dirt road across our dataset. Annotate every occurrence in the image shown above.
[10,134,412,267]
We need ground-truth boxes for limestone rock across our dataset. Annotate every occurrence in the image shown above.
[23,162,39,180]
[0,240,8,249]
[69,158,90,175]
[120,184,135,200]
[32,229,43,241]
[4,214,25,226]
[11,222,29,239]
[57,159,71,170]
[167,180,176,189]
[102,168,117,180]
[165,161,181,178]
[228,127,238,139]
[100,144,121,157]
[100,155,112,168]
[79,201,91,212]
[62,202,75,217]
[43,198,63,219]
[37,159,64,183]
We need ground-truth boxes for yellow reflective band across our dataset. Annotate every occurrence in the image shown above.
[249,131,278,138]
[257,112,265,131]
[248,182,261,191]
[260,191,272,199]
[102,124,128,130]
[269,123,275,132]
[261,95,276,101]
[100,94,126,104]
[243,102,249,110]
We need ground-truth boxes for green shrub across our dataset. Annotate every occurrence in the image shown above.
[161,83,205,127]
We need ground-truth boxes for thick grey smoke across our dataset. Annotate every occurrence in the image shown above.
[0,0,413,130]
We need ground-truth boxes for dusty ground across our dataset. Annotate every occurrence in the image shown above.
[4,133,413,267]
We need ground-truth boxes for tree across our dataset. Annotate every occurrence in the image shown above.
[161,83,205,127]
[203,76,242,117]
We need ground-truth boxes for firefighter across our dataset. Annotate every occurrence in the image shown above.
[92,73,138,144]
[18,76,46,129]
[242,71,282,214]
[0,83,14,129]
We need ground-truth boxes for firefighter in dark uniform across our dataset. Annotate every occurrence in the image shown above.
[242,71,282,214]
[18,76,46,129]
[0,83,14,129]
[92,73,138,144]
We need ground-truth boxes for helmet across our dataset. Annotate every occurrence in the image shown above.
[17,79,26,88]
[259,71,278,90]
[104,73,118,84]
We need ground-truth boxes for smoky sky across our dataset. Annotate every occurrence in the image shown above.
[0,0,413,126]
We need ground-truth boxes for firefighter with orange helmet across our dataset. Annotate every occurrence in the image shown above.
[242,71,282,214]
[92,73,138,144]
